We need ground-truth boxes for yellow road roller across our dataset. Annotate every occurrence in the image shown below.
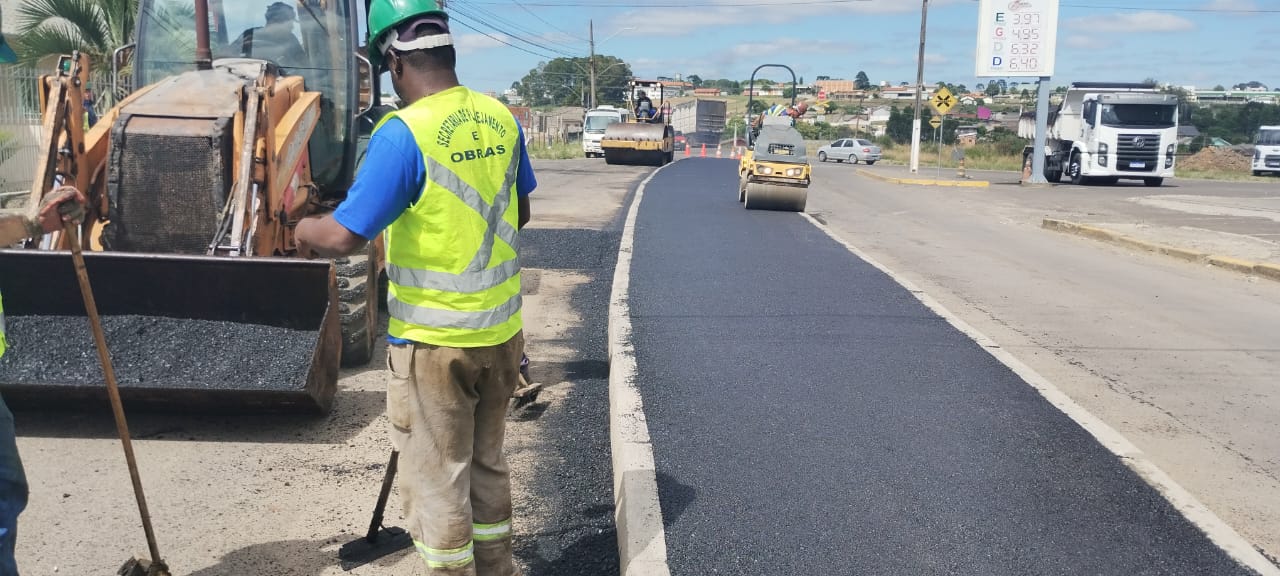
[738,64,810,212]
[602,80,674,166]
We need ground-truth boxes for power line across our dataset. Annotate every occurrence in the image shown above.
[512,0,591,42]
[463,0,1279,10]
[1060,2,1280,12]
[448,13,561,60]
[450,8,577,58]
[451,0,585,54]
[450,2,581,57]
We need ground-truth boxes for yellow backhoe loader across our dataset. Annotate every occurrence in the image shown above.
[0,0,396,414]
[601,80,674,166]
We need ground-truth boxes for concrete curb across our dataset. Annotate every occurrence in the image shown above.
[608,167,673,576]
[1041,219,1280,283]
[803,214,1280,576]
[856,168,991,188]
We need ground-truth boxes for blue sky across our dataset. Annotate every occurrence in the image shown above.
[430,0,1280,95]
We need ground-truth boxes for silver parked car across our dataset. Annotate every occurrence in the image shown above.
[817,138,881,165]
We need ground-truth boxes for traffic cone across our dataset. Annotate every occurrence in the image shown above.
[685,144,691,157]
[1021,153,1032,184]
[716,145,722,158]
[700,143,706,157]
[957,157,967,179]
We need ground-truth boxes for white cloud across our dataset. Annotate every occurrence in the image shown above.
[1066,12,1195,33]
[454,32,510,56]
[1202,0,1258,11]
[606,0,966,38]
[1063,34,1115,50]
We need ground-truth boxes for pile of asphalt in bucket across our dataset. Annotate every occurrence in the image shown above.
[0,315,317,390]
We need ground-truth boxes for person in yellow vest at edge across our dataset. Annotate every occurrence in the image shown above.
[294,1,535,573]
[0,186,87,574]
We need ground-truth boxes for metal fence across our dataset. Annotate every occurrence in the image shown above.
[0,65,43,206]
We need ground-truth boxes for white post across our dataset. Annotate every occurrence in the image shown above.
[1030,76,1051,184]
[910,0,930,173]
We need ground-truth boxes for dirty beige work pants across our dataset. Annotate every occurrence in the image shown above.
[386,332,525,576]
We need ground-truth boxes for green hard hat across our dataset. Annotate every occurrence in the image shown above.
[368,0,448,70]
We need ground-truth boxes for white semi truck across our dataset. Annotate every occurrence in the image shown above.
[583,106,631,158]
[1252,125,1280,176]
[1020,82,1179,186]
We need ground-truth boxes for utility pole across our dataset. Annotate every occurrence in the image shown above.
[910,0,929,173]
[588,20,597,110]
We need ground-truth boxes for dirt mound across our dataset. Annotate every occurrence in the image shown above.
[1180,146,1252,172]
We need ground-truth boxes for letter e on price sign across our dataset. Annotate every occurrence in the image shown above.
[975,0,1059,77]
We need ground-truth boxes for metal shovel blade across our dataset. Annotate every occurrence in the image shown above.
[338,527,413,571]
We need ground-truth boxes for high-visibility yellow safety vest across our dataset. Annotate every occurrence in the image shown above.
[378,86,523,348]
[1,292,7,358]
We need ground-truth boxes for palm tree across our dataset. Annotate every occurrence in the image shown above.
[16,0,138,66]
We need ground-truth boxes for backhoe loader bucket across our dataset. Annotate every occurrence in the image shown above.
[602,123,672,166]
[0,250,340,414]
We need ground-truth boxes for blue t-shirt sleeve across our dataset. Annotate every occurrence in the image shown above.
[515,122,537,198]
[333,118,425,240]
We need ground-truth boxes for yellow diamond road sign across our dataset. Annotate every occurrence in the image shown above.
[931,86,956,115]
[930,116,943,129]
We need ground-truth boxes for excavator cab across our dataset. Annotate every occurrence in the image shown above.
[0,0,386,414]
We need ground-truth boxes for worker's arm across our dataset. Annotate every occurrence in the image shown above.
[294,215,366,258]
[0,187,86,246]
[296,118,422,258]
[515,121,536,230]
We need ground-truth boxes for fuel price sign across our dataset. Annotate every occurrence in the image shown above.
[975,0,1059,77]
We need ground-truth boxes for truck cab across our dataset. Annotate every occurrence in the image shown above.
[1252,126,1280,176]
[1026,83,1178,186]
[583,106,629,158]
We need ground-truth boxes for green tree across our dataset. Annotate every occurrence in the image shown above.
[516,55,631,107]
[687,74,702,88]
[783,87,795,99]
[16,0,138,66]
[1213,84,1226,91]
[985,82,1000,97]
[747,100,768,114]
[855,70,870,90]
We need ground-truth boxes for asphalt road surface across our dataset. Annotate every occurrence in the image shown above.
[808,161,1280,559]
[625,158,1256,575]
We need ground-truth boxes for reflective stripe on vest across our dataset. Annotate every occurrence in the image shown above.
[380,87,523,348]
[384,153,522,294]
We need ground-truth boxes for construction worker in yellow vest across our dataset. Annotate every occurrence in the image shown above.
[294,1,535,573]
[0,186,86,574]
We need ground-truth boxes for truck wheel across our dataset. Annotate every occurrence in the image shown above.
[1069,153,1087,185]
[818,152,827,162]
[1143,177,1163,187]
[336,243,380,367]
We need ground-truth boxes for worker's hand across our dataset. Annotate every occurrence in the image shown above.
[36,186,87,233]
[294,217,319,259]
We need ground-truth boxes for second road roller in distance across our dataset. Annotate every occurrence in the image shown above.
[601,80,674,166]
